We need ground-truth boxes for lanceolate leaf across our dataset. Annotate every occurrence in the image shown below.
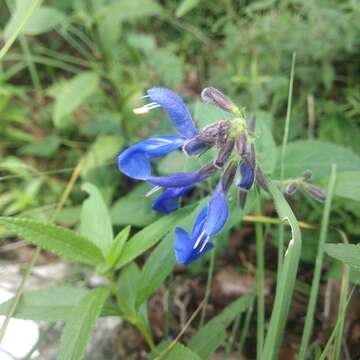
[81,183,113,257]
[115,204,196,269]
[136,202,203,307]
[0,286,89,321]
[189,294,255,358]
[0,217,104,265]
[58,287,110,360]
[262,180,302,359]
[325,244,360,270]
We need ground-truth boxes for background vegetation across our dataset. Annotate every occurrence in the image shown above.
[0,0,360,359]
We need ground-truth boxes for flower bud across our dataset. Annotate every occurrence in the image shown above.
[183,138,211,156]
[285,182,298,195]
[255,166,269,192]
[201,87,239,113]
[239,190,247,209]
[303,170,312,181]
[221,162,237,192]
[197,120,231,144]
[307,186,326,203]
[235,131,250,157]
[248,114,256,133]
[214,139,235,169]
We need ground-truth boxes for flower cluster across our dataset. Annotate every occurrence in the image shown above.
[117,87,261,265]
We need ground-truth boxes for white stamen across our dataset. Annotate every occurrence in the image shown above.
[193,229,206,249]
[133,102,160,114]
[145,186,162,197]
[199,236,210,252]
[139,95,150,99]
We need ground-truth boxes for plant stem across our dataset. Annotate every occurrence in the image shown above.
[165,272,174,337]
[237,305,253,357]
[298,164,337,359]
[255,191,265,358]
[277,52,296,280]
[225,313,242,359]
[199,242,217,327]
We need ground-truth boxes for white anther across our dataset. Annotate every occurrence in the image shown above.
[145,186,162,197]
[133,102,160,114]
[199,236,210,252]
[193,229,207,249]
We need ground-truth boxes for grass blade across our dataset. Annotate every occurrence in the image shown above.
[262,179,302,359]
[298,164,337,358]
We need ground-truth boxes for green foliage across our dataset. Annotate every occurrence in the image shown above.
[325,244,360,271]
[189,294,255,358]
[58,287,110,360]
[0,286,89,321]
[0,217,104,265]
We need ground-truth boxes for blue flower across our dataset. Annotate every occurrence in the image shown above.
[118,88,205,181]
[236,160,255,191]
[174,182,229,265]
[151,186,193,214]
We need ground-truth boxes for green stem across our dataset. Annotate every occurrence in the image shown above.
[333,264,349,360]
[298,165,337,359]
[237,305,253,357]
[255,192,265,358]
[165,272,174,337]
[277,52,296,277]
[199,242,217,327]
[225,313,243,359]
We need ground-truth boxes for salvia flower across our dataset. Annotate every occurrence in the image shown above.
[118,87,262,265]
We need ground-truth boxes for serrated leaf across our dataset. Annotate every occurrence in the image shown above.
[189,294,255,358]
[58,287,110,360]
[275,141,360,180]
[81,183,113,257]
[0,286,88,321]
[0,217,104,265]
[53,72,99,128]
[325,244,360,270]
[111,183,157,227]
[21,6,65,35]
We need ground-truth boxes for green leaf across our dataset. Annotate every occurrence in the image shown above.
[136,203,202,307]
[21,6,65,35]
[106,226,131,267]
[81,183,113,257]
[111,183,157,227]
[58,287,110,360]
[175,0,200,18]
[115,204,196,269]
[325,244,360,270]
[82,135,123,179]
[107,0,163,22]
[331,171,360,201]
[275,141,360,180]
[0,217,104,265]
[262,180,302,358]
[20,135,61,158]
[154,343,203,360]
[4,0,42,40]
[53,72,99,128]
[189,294,255,358]
[117,262,141,315]
[0,286,88,321]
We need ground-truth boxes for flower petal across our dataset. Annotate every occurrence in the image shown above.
[118,135,184,180]
[174,227,213,265]
[151,186,193,214]
[147,162,217,188]
[236,160,255,191]
[183,138,211,156]
[147,87,198,139]
[205,183,229,236]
